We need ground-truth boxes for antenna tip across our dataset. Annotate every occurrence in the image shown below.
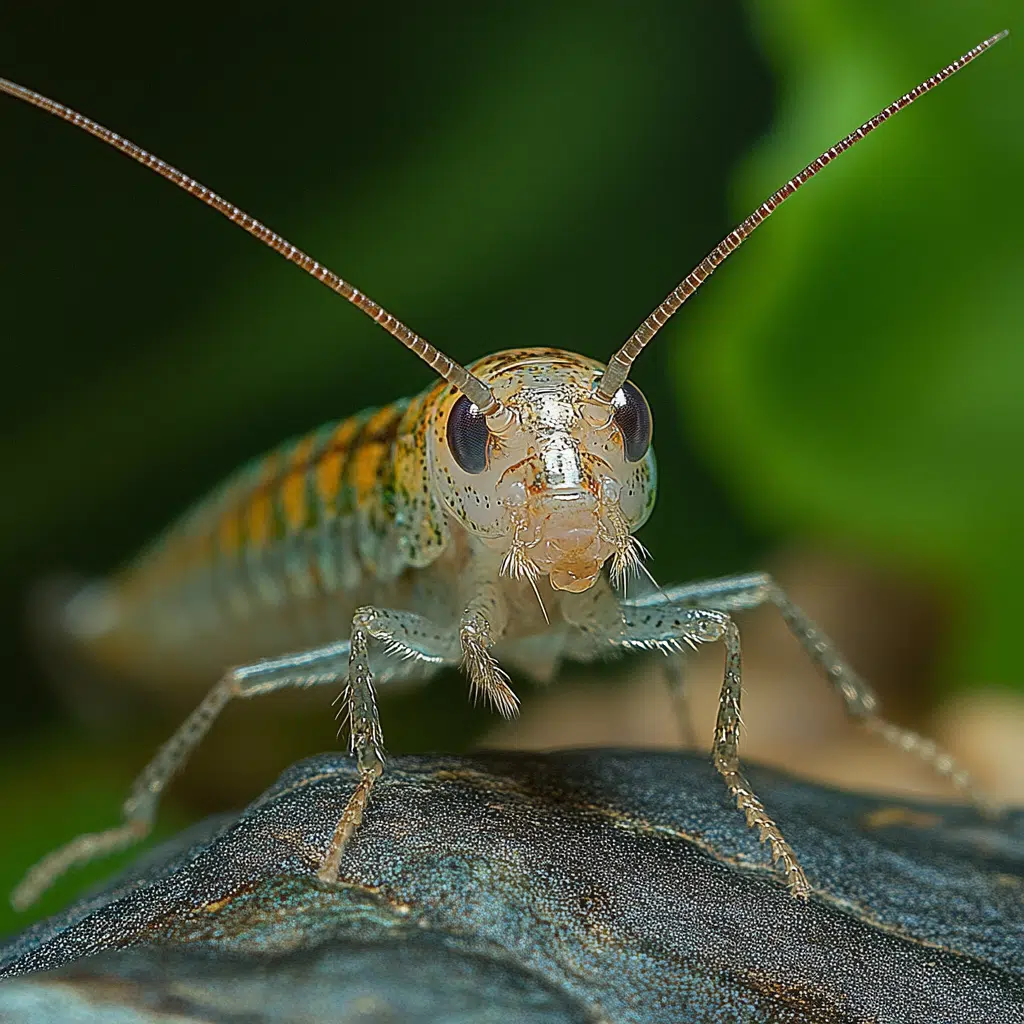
[989,29,1010,45]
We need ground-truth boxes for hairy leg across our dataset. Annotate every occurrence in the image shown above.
[13,609,458,910]
[459,581,518,718]
[604,599,810,894]
[11,640,353,910]
[318,607,459,883]
[712,619,811,897]
[632,572,991,810]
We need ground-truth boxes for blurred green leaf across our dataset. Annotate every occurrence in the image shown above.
[675,0,1023,686]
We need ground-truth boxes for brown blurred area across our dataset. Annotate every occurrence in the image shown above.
[486,548,1024,806]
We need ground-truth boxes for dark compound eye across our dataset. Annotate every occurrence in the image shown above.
[446,394,490,474]
[611,380,652,462]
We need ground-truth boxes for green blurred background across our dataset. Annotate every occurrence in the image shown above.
[0,1,1019,933]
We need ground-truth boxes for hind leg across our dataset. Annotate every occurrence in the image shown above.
[637,572,992,811]
[13,611,460,910]
[11,639,366,910]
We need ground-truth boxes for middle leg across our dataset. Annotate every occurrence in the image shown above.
[613,600,811,895]
[712,618,810,897]
[634,572,991,811]
[319,607,459,883]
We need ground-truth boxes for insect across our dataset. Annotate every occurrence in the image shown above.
[2,31,1006,909]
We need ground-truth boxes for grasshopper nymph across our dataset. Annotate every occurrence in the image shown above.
[1,30,1006,907]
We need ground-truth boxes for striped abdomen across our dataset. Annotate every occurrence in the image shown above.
[68,393,448,680]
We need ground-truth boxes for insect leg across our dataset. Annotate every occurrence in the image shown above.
[633,571,777,612]
[660,652,698,749]
[460,582,518,719]
[612,601,811,896]
[11,639,353,910]
[318,607,458,883]
[635,572,992,811]
[712,618,811,897]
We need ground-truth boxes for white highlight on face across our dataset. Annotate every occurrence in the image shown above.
[429,349,657,593]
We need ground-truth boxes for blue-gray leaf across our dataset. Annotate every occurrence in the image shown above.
[1,750,1022,1022]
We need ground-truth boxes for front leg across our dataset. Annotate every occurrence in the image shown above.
[319,607,459,883]
[460,581,519,719]
[615,600,812,897]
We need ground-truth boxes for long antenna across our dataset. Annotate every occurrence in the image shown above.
[0,78,502,416]
[595,30,1009,402]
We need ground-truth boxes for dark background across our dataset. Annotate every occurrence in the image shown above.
[0,0,1019,932]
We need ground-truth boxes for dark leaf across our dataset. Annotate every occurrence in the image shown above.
[2,750,1022,1022]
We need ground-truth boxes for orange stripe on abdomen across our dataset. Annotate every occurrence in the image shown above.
[115,400,413,607]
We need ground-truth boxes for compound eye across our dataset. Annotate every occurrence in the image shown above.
[446,394,490,474]
[611,380,652,462]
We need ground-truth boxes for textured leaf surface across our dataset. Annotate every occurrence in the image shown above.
[1,750,1022,1022]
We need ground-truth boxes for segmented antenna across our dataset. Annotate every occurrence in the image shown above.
[595,30,1009,402]
[0,78,501,415]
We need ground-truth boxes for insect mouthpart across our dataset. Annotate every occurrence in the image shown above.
[521,491,617,593]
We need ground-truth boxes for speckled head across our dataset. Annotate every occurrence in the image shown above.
[426,347,657,592]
